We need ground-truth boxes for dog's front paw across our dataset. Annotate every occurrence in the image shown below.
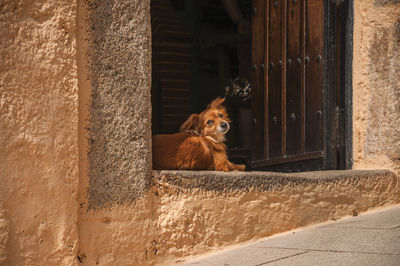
[235,164,246,171]
[215,165,229,172]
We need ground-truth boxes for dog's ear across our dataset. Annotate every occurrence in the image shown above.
[180,114,200,132]
[208,97,225,109]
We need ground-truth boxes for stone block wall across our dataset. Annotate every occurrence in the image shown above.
[353,0,400,171]
[84,0,152,208]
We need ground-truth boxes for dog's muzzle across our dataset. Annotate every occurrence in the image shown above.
[218,121,230,134]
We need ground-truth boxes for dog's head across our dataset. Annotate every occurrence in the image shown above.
[180,97,230,143]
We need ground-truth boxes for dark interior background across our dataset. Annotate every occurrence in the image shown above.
[151,0,251,134]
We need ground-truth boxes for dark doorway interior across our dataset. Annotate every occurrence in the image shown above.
[151,0,352,172]
[151,0,252,164]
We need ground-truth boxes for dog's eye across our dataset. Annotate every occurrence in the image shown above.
[207,120,214,125]
[218,113,223,118]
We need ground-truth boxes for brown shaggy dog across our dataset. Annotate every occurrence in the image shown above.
[152,98,246,171]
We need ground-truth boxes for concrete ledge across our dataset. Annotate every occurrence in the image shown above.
[154,169,395,192]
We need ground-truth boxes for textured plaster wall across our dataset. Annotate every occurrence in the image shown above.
[0,204,8,264]
[78,0,400,265]
[78,170,400,265]
[0,0,79,265]
[2,0,400,265]
[353,0,400,171]
[77,0,154,263]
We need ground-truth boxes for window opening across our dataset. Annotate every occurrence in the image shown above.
[150,0,352,172]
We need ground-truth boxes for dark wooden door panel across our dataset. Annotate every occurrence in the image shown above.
[268,0,283,159]
[305,0,324,153]
[251,0,328,170]
[286,0,302,155]
[251,0,266,160]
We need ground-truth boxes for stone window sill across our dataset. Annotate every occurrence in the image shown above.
[153,169,395,192]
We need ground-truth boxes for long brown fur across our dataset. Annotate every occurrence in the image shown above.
[152,98,246,171]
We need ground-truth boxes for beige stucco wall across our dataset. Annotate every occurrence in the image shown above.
[0,0,79,265]
[76,1,400,264]
[1,0,400,265]
[78,170,400,265]
[352,0,400,172]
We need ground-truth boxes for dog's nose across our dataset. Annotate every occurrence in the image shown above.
[221,122,228,129]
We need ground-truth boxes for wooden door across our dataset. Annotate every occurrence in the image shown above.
[251,0,332,171]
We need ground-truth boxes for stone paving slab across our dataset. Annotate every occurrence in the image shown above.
[181,205,400,266]
[182,247,306,266]
[271,251,400,266]
[328,205,400,229]
[255,226,400,255]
